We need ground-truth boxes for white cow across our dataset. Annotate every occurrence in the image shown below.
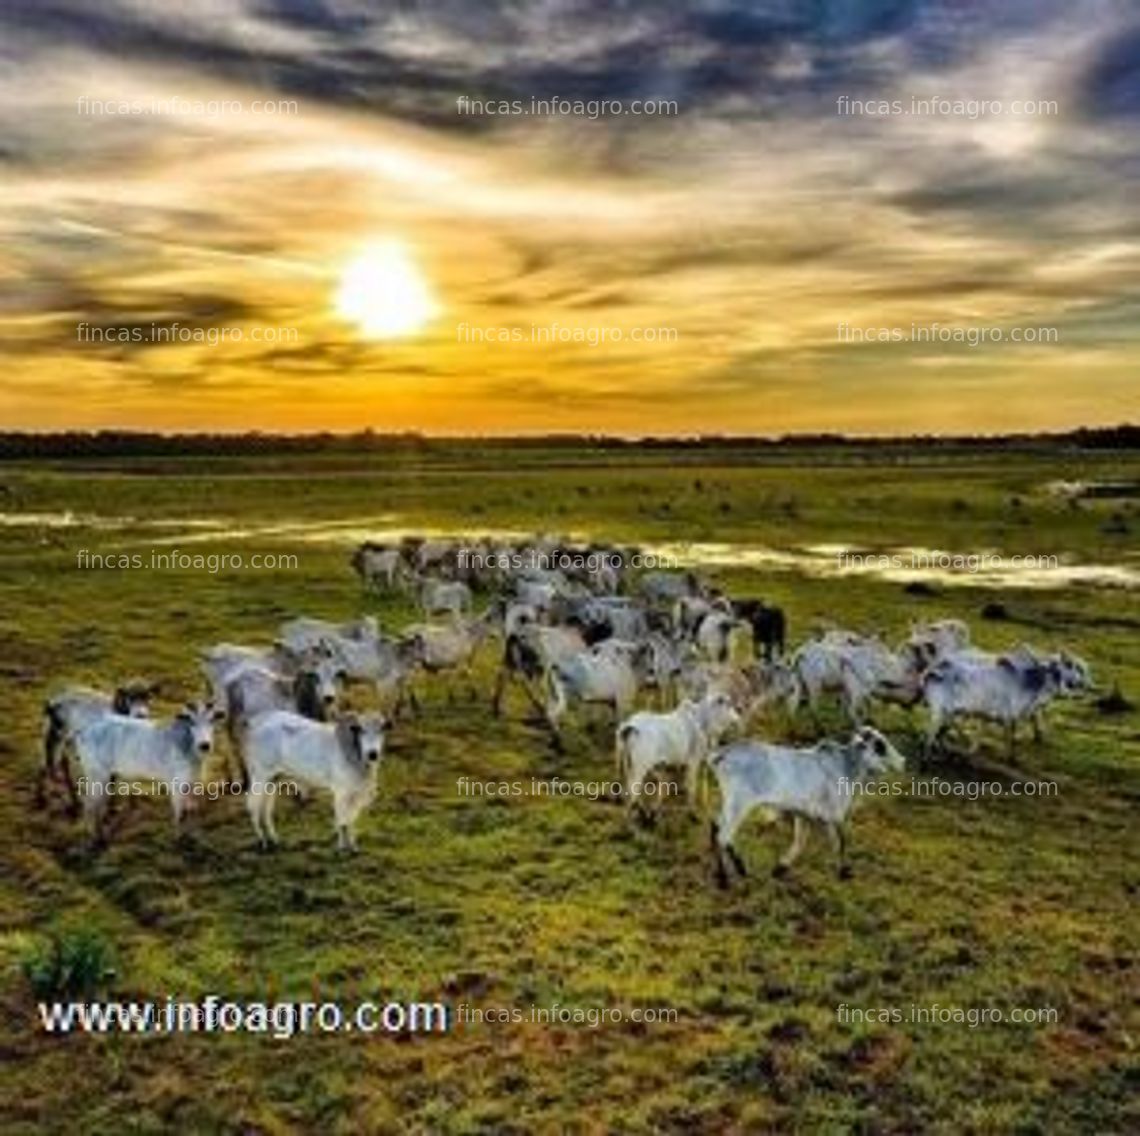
[922,648,1091,755]
[71,702,223,843]
[790,634,920,723]
[201,642,300,710]
[545,641,649,744]
[695,612,752,664]
[491,623,588,718]
[616,693,740,818]
[418,579,473,619]
[243,711,388,852]
[709,726,905,885]
[680,660,799,721]
[352,544,405,591]
[279,616,379,655]
[40,682,153,811]
[402,611,496,702]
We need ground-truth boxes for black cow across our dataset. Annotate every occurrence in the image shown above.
[731,599,787,661]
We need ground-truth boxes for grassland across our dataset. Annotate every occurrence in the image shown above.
[0,446,1137,1134]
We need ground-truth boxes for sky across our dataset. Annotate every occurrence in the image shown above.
[1,0,1137,436]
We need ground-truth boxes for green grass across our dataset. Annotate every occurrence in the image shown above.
[1,449,1137,1134]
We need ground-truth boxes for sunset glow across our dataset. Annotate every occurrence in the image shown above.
[333,241,438,340]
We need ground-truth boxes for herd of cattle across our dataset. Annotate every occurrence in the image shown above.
[40,535,1096,880]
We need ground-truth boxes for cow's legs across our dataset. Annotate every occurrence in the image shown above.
[773,814,807,876]
[828,821,852,879]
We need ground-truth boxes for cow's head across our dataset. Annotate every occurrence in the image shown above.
[351,615,380,642]
[699,691,741,741]
[296,654,342,716]
[339,711,388,766]
[112,680,153,718]
[851,726,906,775]
[749,660,799,708]
[1053,650,1092,696]
[176,701,223,759]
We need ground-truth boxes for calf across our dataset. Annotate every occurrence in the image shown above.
[616,693,740,819]
[243,711,388,851]
[710,726,905,885]
[71,702,223,843]
[40,682,153,812]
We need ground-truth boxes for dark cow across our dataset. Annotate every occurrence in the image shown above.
[732,599,787,661]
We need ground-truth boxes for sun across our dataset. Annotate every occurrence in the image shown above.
[333,239,438,338]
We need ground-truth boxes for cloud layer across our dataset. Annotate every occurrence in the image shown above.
[2,0,1137,433]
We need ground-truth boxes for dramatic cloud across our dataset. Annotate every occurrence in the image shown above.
[1,0,1137,433]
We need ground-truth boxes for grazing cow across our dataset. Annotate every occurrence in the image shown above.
[40,682,153,811]
[402,611,496,703]
[709,726,905,885]
[616,693,741,818]
[71,702,223,844]
[243,711,388,852]
[731,599,787,661]
[404,611,496,672]
[923,648,1092,755]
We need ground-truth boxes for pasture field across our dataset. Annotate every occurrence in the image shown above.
[1,446,1137,1134]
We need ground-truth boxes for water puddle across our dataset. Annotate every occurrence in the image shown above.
[3,511,1134,589]
[649,541,1139,589]
[1044,480,1139,500]
[0,511,227,530]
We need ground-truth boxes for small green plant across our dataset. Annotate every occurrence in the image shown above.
[20,929,115,1000]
